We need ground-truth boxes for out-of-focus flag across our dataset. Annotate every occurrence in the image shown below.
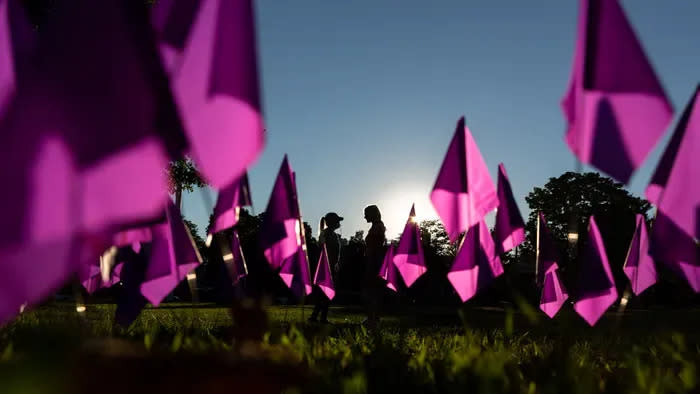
[431,117,498,242]
[623,214,657,295]
[393,205,427,288]
[561,0,673,184]
[494,163,525,254]
[536,213,569,318]
[379,245,400,292]
[208,173,252,240]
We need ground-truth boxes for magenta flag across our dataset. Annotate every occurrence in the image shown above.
[536,213,569,318]
[153,0,264,189]
[647,86,700,292]
[393,205,427,287]
[447,220,504,302]
[0,0,185,323]
[623,214,657,295]
[574,216,618,326]
[209,173,252,235]
[226,230,248,284]
[140,201,202,306]
[494,163,525,254]
[81,262,123,294]
[561,0,673,184]
[379,245,400,292]
[313,246,335,300]
[279,246,313,298]
[260,156,303,270]
[431,117,498,242]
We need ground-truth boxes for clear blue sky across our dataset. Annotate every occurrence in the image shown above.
[182,0,700,240]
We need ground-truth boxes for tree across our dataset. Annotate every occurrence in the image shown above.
[518,172,651,293]
[167,158,206,209]
[182,219,206,258]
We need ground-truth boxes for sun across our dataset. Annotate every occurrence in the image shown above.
[378,186,439,239]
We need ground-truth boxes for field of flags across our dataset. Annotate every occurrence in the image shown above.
[0,0,697,336]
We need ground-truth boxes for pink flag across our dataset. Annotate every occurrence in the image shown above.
[647,86,700,292]
[313,246,335,300]
[623,214,656,295]
[209,173,252,236]
[562,0,673,184]
[447,220,503,302]
[494,163,526,254]
[153,0,265,189]
[536,213,569,318]
[140,201,202,306]
[574,216,618,326]
[379,245,400,292]
[279,246,313,298]
[226,230,248,284]
[0,0,185,323]
[393,205,427,288]
[431,117,498,242]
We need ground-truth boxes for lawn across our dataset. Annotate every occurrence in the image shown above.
[1,302,699,394]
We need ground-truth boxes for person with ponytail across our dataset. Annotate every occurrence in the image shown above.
[309,212,343,323]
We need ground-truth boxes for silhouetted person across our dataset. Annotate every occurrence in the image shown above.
[309,212,343,323]
[363,205,386,327]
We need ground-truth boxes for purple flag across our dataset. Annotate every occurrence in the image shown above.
[561,0,673,184]
[153,0,265,189]
[447,220,504,302]
[536,213,569,318]
[81,262,123,294]
[226,230,248,284]
[494,163,526,254]
[648,86,700,292]
[0,0,185,323]
[379,245,400,292]
[260,156,303,270]
[431,117,498,242]
[574,216,618,326]
[140,201,202,306]
[209,173,252,236]
[623,214,657,295]
[279,246,313,299]
[313,246,335,300]
[393,205,427,288]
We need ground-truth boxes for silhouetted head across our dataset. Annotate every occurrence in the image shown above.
[323,212,343,231]
[364,205,381,223]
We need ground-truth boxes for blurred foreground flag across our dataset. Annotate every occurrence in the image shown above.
[153,0,265,189]
[561,0,672,184]
[647,86,700,292]
[536,213,569,318]
[208,172,252,237]
[623,214,656,295]
[379,245,400,292]
[431,117,498,242]
[393,205,427,288]
[314,246,335,300]
[494,164,526,254]
[227,230,248,284]
[447,220,503,303]
[0,0,186,323]
[574,216,618,326]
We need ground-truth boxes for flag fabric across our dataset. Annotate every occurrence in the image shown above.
[647,86,700,292]
[574,216,618,326]
[140,201,202,306]
[494,163,526,254]
[393,205,427,288]
[561,0,673,184]
[379,245,400,292]
[623,214,657,295]
[209,172,252,236]
[260,156,303,270]
[0,0,186,323]
[227,230,248,284]
[447,220,504,302]
[313,246,335,300]
[431,117,498,242]
[536,213,569,318]
[152,0,264,189]
[279,246,313,298]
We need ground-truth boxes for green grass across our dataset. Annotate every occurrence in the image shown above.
[1,302,699,393]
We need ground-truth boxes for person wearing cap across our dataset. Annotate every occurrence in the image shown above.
[309,212,343,323]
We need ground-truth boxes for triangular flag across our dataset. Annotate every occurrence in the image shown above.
[152,0,264,189]
[447,220,503,302]
[208,172,252,237]
[574,216,618,326]
[648,86,700,292]
[393,204,427,287]
[430,117,498,242]
[623,214,656,295]
[314,246,335,300]
[225,229,248,284]
[536,213,569,318]
[561,0,673,184]
[279,245,313,299]
[494,163,525,254]
[379,245,400,292]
